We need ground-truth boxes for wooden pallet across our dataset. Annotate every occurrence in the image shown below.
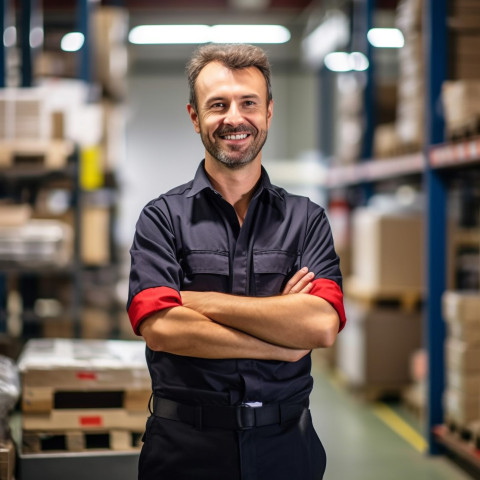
[445,418,480,447]
[0,139,74,170]
[344,278,422,312]
[348,383,407,402]
[0,441,15,480]
[447,118,480,142]
[335,371,407,402]
[22,428,143,454]
[22,407,148,432]
[22,386,151,413]
[379,141,423,159]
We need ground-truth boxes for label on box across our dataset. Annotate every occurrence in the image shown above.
[79,415,103,427]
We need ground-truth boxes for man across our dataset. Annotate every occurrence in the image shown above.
[127,43,346,480]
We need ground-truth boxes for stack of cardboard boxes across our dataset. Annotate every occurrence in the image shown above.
[443,291,480,431]
[441,1,480,139]
[18,339,151,455]
[336,207,424,397]
[394,0,425,151]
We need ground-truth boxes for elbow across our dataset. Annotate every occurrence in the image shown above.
[310,312,339,349]
[139,315,168,352]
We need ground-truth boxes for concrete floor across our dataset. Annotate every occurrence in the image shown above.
[309,355,474,480]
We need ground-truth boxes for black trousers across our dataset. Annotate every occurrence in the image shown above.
[138,408,326,480]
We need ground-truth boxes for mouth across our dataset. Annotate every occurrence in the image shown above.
[221,133,250,140]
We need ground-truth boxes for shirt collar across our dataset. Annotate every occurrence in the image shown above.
[186,160,213,198]
[187,160,285,206]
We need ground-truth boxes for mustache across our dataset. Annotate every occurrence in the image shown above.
[216,126,255,136]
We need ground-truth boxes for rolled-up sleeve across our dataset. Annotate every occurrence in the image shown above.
[127,200,183,335]
[301,203,346,332]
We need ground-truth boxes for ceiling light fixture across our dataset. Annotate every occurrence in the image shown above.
[61,32,85,52]
[128,24,291,45]
[324,52,369,72]
[367,28,404,48]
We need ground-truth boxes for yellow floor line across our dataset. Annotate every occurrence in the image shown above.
[372,402,428,454]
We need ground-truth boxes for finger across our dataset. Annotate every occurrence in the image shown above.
[290,272,314,294]
[282,267,309,295]
[299,282,313,294]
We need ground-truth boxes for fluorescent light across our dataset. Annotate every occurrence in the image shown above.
[61,32,85,52]
[129,25,211,44]
[128,24,291,45]
[367,28,404,48]
[324,52,369,72]
[3,26,16,47]
[210,25,290,44]
[30,26,43,48]
[349,52,369,71]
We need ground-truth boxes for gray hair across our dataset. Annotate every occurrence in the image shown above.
[186,44,273,111]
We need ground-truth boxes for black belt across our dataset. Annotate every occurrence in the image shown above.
[152,396,306,430]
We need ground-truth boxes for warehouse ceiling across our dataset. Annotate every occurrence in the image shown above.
[14,0,401,70]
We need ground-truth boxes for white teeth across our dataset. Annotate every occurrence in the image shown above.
[224,134,248,140]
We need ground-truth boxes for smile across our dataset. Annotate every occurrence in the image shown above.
[221,133,249,140]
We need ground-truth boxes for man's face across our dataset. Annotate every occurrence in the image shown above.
[187,62,273,169]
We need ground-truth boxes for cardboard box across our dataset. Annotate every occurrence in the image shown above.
[445,338,480,373]
[336,299,422,387]
[0,88,50,140]
[0,204,31,227]
[92,7,129,100]
[18,339,150,391]
[0,219,72,266]
[444,387,480,425]
[350,208,424,295]
[443,291,480,345]
[82,206,111,266]
[19,339,151,433]
[396,0,423,33]
[0,441,15,480]
[446,368,480,394]
[442,81,480,131]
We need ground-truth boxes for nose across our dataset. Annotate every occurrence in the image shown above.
[224,102,243,126]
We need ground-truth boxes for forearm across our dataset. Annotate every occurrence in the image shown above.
[139,306,308,362]
[181,291,339,350]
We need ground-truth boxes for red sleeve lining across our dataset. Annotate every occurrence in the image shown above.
[309,278,346,332]
[128,286,182,335]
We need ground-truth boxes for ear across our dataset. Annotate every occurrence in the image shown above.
[266,100,273,129]
[187,104,201,134]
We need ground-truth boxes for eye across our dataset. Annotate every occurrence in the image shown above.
[211,102,225,109]
[244,100,256,107]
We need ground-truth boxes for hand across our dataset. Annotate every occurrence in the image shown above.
[281,267,314,295]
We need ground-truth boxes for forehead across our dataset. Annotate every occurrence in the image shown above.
[195,62,267,103]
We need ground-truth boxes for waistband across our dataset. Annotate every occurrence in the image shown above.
[151,396,306,430]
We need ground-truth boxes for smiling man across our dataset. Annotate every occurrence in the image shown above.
[127,44,346,480]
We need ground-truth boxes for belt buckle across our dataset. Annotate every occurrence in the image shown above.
[237,404,256,430]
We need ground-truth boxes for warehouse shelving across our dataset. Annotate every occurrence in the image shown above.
[324,0,479,470]
[0,144,83,338]
[326,152,424,187]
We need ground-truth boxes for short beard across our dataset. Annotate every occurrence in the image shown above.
[200,125,268,170]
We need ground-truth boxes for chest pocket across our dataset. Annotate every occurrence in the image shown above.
[253,250,297,297]
[182,251,229,292]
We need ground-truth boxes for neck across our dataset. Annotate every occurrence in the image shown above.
[205,157,261,225]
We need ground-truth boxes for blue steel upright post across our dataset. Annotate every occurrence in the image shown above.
[424,0,447,454]
[76,0,94,84]
[20,0,41,87]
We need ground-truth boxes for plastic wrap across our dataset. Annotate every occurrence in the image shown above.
[0,355,20,441]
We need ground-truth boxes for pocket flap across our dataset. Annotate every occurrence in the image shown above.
[253,250,296,274]
[184,251,229,275]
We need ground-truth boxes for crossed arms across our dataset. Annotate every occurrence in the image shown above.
[139,267,340,362]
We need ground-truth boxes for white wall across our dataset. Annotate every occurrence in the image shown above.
[118,68,319,247]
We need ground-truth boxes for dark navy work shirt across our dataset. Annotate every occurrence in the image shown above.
[127,161,345,407]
